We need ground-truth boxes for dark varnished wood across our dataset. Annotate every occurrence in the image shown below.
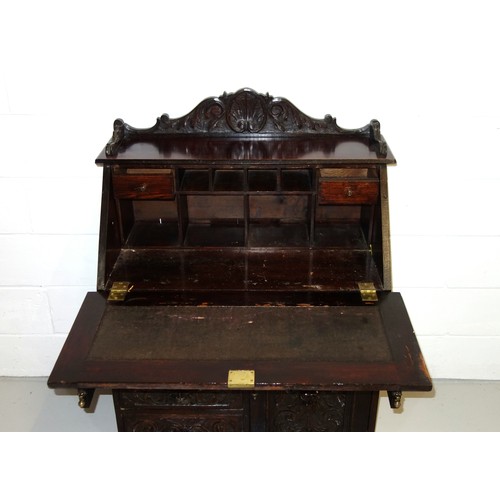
[105,248,383,293]
[102,88,391,159]
[112,389,377,432]
[48,90,431,431]
[97,137,395,165]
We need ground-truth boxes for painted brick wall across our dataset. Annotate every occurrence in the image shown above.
[1,1,499,378]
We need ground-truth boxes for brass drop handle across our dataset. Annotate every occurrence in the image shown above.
[135,183,148,193]
[344,186,353,197]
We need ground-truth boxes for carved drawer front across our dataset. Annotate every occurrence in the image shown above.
[318,179,379,205]
[113,171,174,200]
[114,390,247,432]
[268,391,351,432]
[120,412,246,432]
[116,390,244,409]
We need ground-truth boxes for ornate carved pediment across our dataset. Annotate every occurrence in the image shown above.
[105,88,387,156]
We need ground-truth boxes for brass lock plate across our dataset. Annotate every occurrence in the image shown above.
[227,370,255,389]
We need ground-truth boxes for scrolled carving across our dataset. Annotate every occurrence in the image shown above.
[170,97,226,133]
[369,119,387,156]
[105,119,125,156]
[105,88,388,157]
[125,416,240,432]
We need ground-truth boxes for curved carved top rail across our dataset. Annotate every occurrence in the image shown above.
[105,88,388,157]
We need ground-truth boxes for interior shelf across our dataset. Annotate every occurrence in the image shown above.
[180,170,210,191]
[184,224,245,247]
[214,170,245,191]
[313,223,368,249]
[247,223,309,247]
[125,221,179,247]
[248,170,277,191]
[107,247,383,294]
[281,170,311,191]
[123,220,370,250]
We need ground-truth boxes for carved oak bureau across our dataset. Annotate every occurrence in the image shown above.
[48,89,432,431]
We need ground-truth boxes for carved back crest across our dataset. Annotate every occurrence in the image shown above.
[105,88,387,156]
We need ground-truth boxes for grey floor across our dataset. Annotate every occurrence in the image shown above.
[1,377,499,431]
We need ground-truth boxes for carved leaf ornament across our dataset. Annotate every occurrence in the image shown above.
[227,89,268,132]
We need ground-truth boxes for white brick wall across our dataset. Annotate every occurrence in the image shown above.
[1,2,499,378]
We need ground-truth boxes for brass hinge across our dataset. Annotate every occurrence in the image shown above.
[228,370,255,389]
[358,282,378,303]
[108,281,131,302]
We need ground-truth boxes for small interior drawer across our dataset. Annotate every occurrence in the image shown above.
[318,179,379,205]
[113,171,174,199]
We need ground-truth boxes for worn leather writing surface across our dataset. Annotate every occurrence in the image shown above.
[88,305,391,363]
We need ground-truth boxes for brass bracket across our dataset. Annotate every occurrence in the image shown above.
[228,370,255,389]
[108,281,131,302]
[358,282,378,303]
[388,390,403,409]
[78,388,95,409]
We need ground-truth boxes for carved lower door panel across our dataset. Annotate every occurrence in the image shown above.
[267,391,351,432]
[113,389,379,432]
[266,391,378,432]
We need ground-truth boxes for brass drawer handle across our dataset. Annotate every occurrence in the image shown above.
[135,183,148,193]
[344,186,353,197]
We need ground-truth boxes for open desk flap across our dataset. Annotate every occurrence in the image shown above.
[48,292,431,395]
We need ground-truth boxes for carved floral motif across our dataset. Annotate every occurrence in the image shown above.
[270,392,349,432]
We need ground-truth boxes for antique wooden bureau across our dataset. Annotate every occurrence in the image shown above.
[48,89,432,431]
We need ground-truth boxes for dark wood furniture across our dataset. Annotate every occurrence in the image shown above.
[48,89,431,431]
